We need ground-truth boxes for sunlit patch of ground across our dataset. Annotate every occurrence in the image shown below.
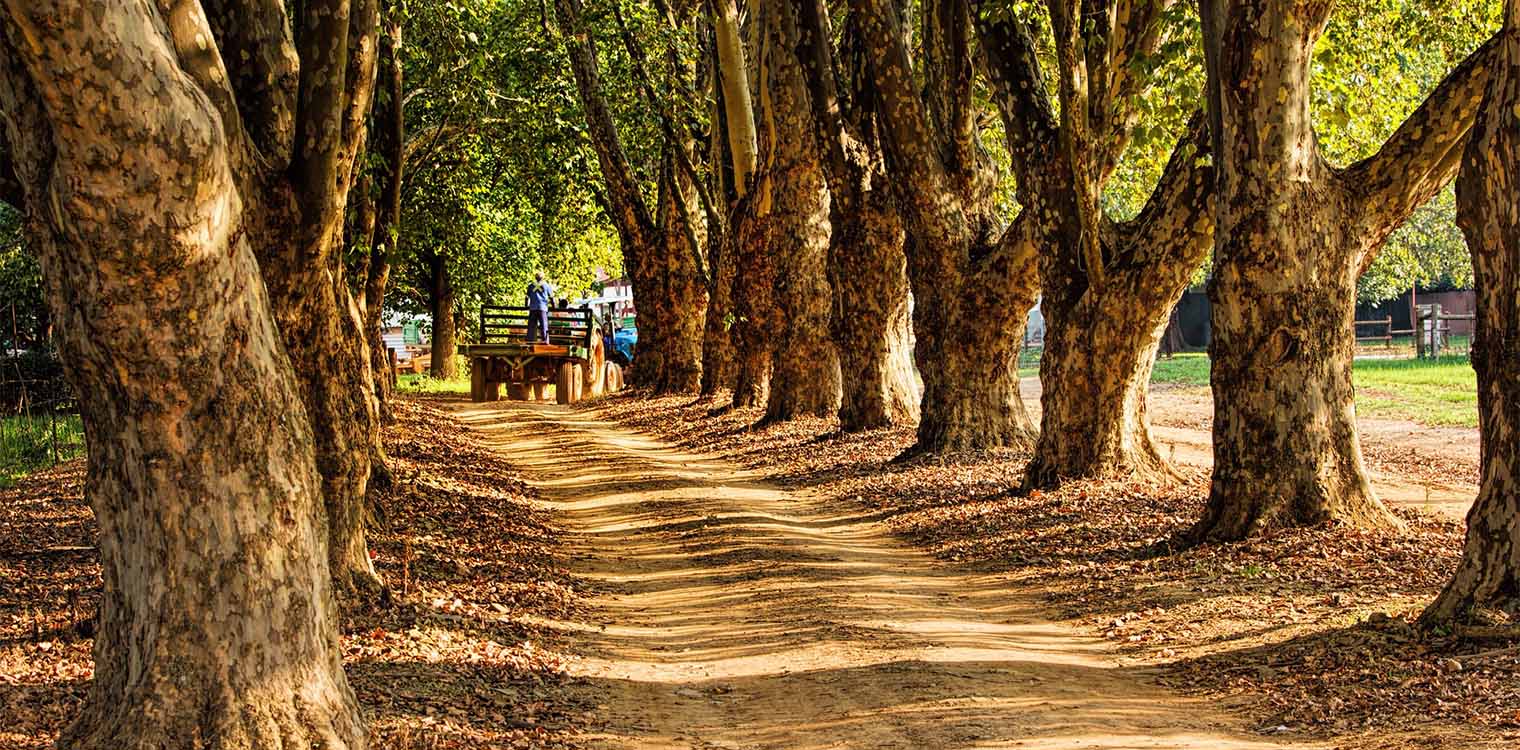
[595,389,1518,750]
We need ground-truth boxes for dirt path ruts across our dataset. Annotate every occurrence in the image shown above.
[453,400,1319,750]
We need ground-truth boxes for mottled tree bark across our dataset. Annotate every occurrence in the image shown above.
[1019,125,1214,490]
[758,0,840,423]
[427,249,457,379]
[0,1,365,745]
[249,0,387,598]
[699,226,737,396]
[799,0,919,432]
[1191,0,1497,541]
[712,0,772,408]
[1423,3,1520,625]
[366,7,404,423]
[556,0,705,394]
[853,0,1039,453]
[645,148,707,393]
[971,2,1216,488]
[731,200,775,407]
[830,194,918,429]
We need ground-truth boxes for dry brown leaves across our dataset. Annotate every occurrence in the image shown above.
[0,397,591,750]
[596,390,1519,749]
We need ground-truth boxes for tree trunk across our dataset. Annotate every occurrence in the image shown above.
[367,6,404,424]
[758,0,840,423]
[643,152,707,394]
[831,192,918,430]
[699,228,737,395]
[555,0,702,395]
[910,257,1039,454]
[1423,5,1520,625]
[851,0,1040,454]
[1021,122,1215,489]
[346,172,393,491]
[730,202,774,408]
[261,230,387,598]
[0,2,366,743]
[428,249,456,379]
[1190,0,1495,541]
[796,0,918,432]
[251,0,386,599]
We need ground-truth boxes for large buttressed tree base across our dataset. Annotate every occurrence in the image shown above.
[1191,0,1498,542]
[973,1,1215,491]
[0,1,365,745]
[854,0,1040,456]
[799,0,920,432]
[756,0,841,424]
[1423,0,1520,626]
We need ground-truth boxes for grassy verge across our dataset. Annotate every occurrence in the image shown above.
[396,371,471,395]
[1143,352,1476,428]
[0,412,85,487]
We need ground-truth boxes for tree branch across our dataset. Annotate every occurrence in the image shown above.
[850,0,970,251]
[1091,0,1173,181]
[974,1,1059,192]
[554,0,657,250]
[201,0,300,167]
[1047,0,1106,288]
[1344,32,1501,262]
[1113,111,1213,285]
[291,0,356,213]
[922,0,978,177]
[339,0,380,179]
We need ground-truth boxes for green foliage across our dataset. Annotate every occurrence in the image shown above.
[0,205,48,352]
[0,412,84,488]
[1311,0,1499,302]
[384,0,637,337]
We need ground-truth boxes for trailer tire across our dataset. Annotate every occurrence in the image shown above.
[556,363,576,405]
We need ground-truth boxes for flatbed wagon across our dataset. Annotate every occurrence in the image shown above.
[458,305,623,404]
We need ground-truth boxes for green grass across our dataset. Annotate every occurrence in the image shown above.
[0,412,85,487]
[1141,351,1476,428]
[1351,355,1477,427]
[1150,352,1212,386]
[397,371,471,395]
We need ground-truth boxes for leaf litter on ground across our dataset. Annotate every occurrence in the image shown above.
[0,396,594,750]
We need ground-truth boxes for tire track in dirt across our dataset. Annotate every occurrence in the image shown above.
[453,400,1320,750]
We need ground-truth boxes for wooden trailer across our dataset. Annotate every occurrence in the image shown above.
[459,306,623,404]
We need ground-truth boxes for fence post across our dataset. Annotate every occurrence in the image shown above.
[1431,304,1444,359]
[1415,306,1427,359]
[49,405,59,465]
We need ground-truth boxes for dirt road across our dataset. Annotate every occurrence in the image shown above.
[454,401,1317,750]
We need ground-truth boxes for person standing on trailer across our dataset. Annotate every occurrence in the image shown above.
[525,272,555,343]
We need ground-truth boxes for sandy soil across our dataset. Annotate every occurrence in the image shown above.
[452,400,1322,750]
[1019,378,1481,521]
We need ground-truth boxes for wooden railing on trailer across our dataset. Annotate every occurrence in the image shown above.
[478,305,595,351]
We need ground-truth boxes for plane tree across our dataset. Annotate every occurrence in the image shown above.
[0,0,368,743]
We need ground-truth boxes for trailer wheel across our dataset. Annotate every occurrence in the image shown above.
[556,363,576,405]
[604,362,623,392]
[507,382,530,401]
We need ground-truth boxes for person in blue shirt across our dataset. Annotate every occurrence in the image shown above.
[524,272,555,343]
